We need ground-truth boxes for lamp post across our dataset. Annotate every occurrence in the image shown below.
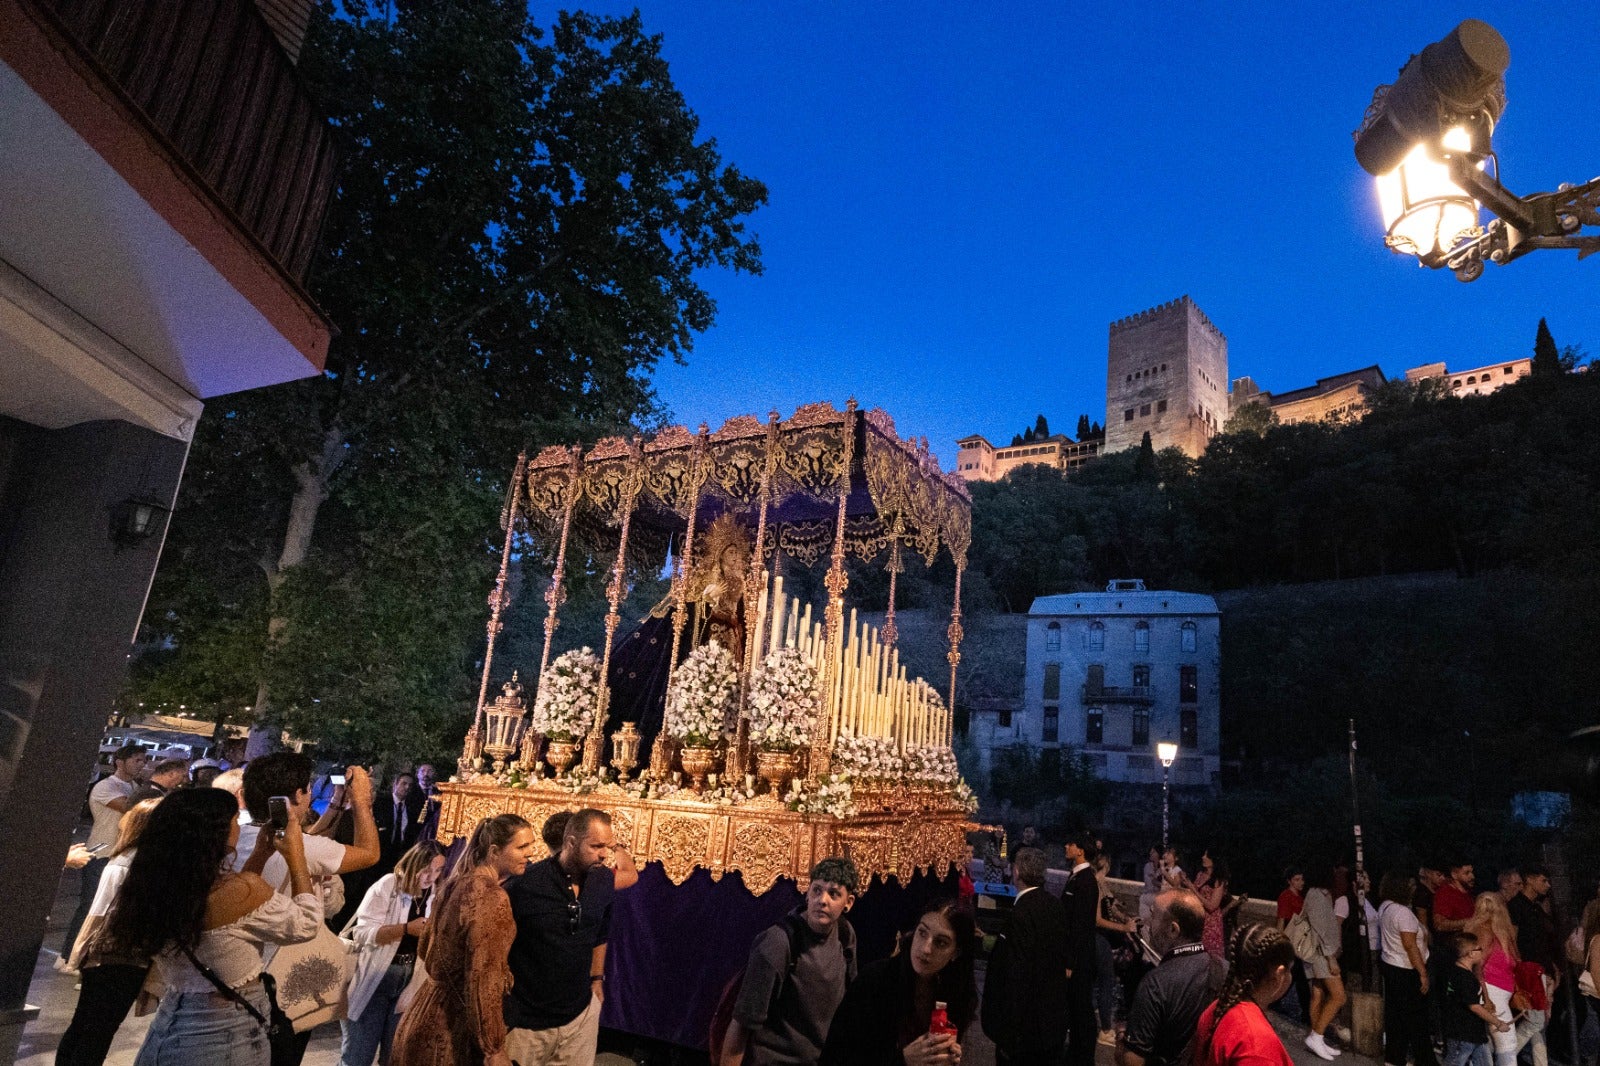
[1157,739,1178,850]
[1353,19,1600,281]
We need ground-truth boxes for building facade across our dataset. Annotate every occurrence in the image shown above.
[1105,296,1228,459]
[1230,366,1387,426]
[1016,581,1220,787]
[955,432,1101,482]
[1405,357,1532,397]
[1,1,333,1052]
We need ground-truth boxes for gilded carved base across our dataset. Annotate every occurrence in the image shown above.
[434,780,981,897]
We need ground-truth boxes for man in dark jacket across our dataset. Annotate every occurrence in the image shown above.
[983,846,1070,1065]
[1063,831,1101,1066]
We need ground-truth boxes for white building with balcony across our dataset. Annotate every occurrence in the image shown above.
[1018,580,1220,786]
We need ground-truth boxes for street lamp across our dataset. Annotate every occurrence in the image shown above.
[1353,19,1600,281]
[1157,739,1178,850]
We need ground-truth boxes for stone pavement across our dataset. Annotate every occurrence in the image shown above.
[22,864,1380,1066]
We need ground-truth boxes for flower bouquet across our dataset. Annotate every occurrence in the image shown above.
[903,744,962,788]
[664,639,739,747]
[529,647,600,741]
[783,773,856,819]
[747,647,821,752]
[831,730,905,783]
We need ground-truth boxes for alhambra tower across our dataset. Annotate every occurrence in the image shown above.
[1103,296,1229,459]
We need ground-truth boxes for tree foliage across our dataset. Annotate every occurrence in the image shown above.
[128,0,766,762]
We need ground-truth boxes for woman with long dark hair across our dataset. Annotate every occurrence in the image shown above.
[820,899,978,1066]
[57,796,161,1066]
[1195,923,1296,1066]
[391,813,536,1066]
[98,786,322,1066]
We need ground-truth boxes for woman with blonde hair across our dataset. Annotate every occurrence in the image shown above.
[340,841,446,1065]
[57,797,162,1065]
[1469,891,1521,1066]
[392,814,537,1066]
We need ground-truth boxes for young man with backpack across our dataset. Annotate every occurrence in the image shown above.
[717,857,859,1066]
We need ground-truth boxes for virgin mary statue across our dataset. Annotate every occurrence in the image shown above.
[604,514,750,744]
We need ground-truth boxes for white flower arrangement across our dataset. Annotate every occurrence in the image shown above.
[700,781,758,807]
[903,743,962,787]
[954,778,980,814]
[529,647,600,741]
[747,647,821,751]
[831,730,905,782]
[784,773,856,819]
[664,639,739,747]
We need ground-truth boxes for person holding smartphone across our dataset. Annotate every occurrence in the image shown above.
[97,787,323,1066]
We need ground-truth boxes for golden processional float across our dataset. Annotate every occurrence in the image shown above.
[434,400,986,896]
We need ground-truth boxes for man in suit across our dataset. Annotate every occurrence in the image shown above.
[1062,830,1101,1066]
[983,846,1070,1065]
[373,772,420,862]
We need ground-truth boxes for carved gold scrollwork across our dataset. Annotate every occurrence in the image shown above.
[655,813,713,885]
[729,820,796,897]
[526,468,576,522]
[645,450,699,517]
[776,521,832,567]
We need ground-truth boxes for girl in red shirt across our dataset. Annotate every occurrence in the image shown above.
[1195,924,1297,1066]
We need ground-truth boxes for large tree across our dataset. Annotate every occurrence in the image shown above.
[130,1,766,760]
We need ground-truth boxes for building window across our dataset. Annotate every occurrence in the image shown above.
[1046,621,1061,652]
[1452,379,1461,388]
[1467,375,1476,385]
[1043,663,1061,701]
[1124,409,1134,422]
[1157,399,1168,413]
[1088,622,1105,651]
[1180,621,1197,653]
[1181,708,1198,748]
[1044,706,1059,743]
[1133,707,1150,746]
[1504,366,1513,375]
[998,709,1012,728]
[1132,664,1150,688]
[1085,664,1105,696]
[1085,707,1102,745]
[1140,403,1151,416]
[1180,665,1198,704]
[1134,621,1149,653]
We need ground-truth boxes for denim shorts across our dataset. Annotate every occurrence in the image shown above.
[134,984,271,1066]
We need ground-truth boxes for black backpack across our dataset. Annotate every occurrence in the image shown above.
[707,912,856,1064]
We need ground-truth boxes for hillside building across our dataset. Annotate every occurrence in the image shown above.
[1105,296,1229,459]
[1405,357,1532,397]
[1230,366,1387,425]
[1003,580,1221,787]
[955,432,1101,482]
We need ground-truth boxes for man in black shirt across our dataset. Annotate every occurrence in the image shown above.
[1118,890,1223,1066]
[505,807,616,1065]
[1507,865,1558,1066]
[1063,831,1101,1066]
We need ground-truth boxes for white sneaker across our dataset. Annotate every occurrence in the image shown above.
[1306,1033,1338,1061]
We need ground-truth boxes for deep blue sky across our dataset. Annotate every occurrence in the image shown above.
[575,2,1600,463]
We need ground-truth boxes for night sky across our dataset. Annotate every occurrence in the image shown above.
[574,1,1600,462]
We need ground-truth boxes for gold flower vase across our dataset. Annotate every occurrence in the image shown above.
[545,738,579,777]
[755,748,801,795]
[678,744,720,792]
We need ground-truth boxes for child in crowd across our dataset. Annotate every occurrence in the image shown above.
[1443,933,1511,1066]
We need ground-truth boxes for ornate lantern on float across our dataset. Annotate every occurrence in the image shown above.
[610,722,642,782]
[481,673,528,774]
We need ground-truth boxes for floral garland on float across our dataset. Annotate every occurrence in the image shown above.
[529,647,600,776]
[664,640,739,789]
[747,647,821,793]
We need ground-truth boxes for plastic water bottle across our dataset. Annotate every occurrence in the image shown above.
[929,1000,957,1038]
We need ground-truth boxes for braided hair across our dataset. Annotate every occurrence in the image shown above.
[1202,922,1295,1058]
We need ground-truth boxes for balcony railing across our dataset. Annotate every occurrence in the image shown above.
[1081,684,1154,704]
[37,0,335,281]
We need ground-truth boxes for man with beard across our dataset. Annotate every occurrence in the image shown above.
[505,808,617,1065]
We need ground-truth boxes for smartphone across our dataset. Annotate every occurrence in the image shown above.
[330,774,346,786]
[267,795,292,832]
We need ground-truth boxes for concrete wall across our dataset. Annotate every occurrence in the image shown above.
[0,417,186,1054]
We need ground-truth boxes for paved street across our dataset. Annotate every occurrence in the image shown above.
[24,863,1378,1066]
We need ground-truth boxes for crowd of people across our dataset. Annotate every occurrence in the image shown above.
[49,752,1600,1066]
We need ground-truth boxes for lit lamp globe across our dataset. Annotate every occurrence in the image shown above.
[1156,741,1178,768]
[1375,126,1481,265]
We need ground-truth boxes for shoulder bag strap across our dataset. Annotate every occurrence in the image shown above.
[179,945,271,1029]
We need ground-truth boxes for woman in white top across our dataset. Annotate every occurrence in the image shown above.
[1376,872,1433,1066]
[339,841,446,1066]
[98,786,322,1066]
[57,796,161,1066]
